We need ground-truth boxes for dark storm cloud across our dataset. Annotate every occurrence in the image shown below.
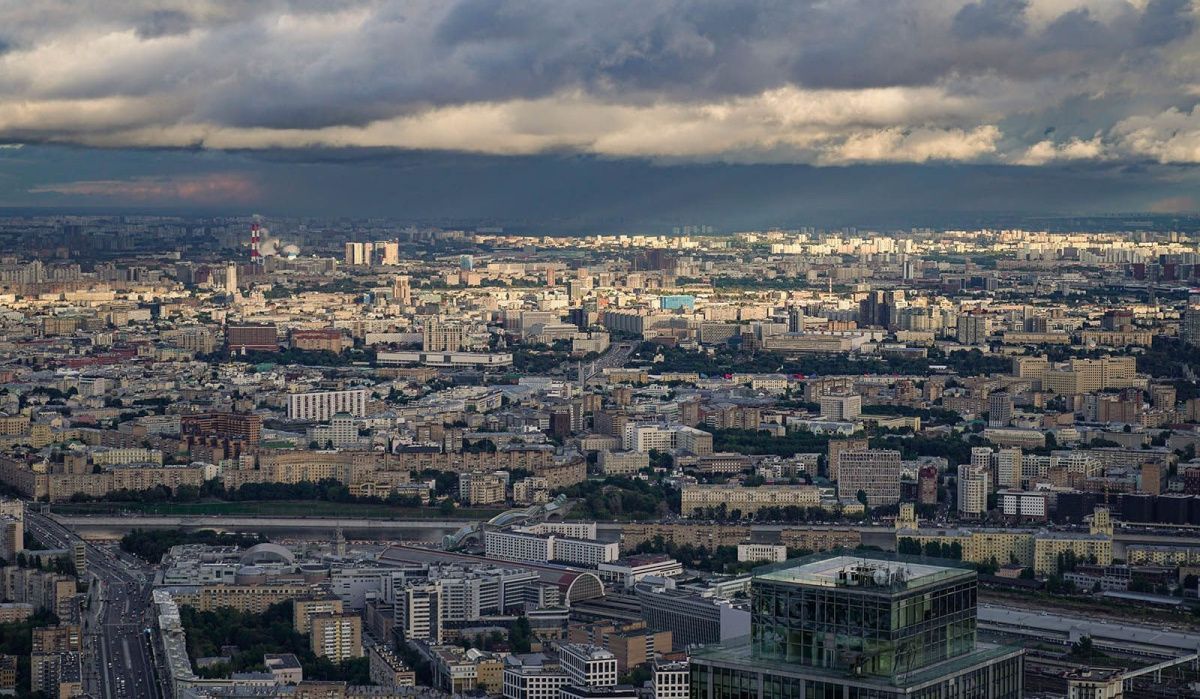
[0,1,1197,165]
[952,0,1029,39]
[135,10,193,39]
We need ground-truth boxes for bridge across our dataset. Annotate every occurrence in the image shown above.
[1120,651,1200,688]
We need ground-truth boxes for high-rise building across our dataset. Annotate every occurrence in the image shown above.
[344,241,374,266]
[689,552,1024,699]
[995,448,1022,489]
[858,289,903,329]
[380,241,400,265]
[1184,295,1200,346]
[826,437,869,481]
[394,275,412,306]
[987,391,1013,428]
[395,583,442,643]
[836,449,902,507]
[956,309,992,345]
[819,393,861,421]
[309,613,362,662]
[424,319,466,352]
[958,462,991,517]
[917,465,939,505]
[287,388,369,421]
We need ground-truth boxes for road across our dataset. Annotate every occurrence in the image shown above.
[585,341,637,380]
[25,512,163,699]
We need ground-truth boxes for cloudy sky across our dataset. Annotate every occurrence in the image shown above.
[2,0,1200,227]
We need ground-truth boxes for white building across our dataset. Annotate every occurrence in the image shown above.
[652,661,689,699]
[287,388,369,421]
[597,555,684,590]
[998,490,1048,519]
[484,530,619,566]
[503,656,569,699]
[485,530,554,564]
[559,644,617,688]
[395,583,441,644]
[819,393,862,421]
[736,544,787,563]
[308,413,360,448]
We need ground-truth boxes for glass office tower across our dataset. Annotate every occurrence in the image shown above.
[690,551,1023,699]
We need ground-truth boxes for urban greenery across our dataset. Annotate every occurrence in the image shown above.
[120,529,267,563]
[180,601,371,684]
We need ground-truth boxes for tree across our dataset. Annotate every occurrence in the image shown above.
[856,490,869,510]
[509,616,532,653]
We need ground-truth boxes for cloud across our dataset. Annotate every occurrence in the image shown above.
[28,172,260,202]
[1015,134,1108,165]
[0,1,1196,164]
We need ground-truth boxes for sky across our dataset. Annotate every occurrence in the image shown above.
[2,0,1200,229]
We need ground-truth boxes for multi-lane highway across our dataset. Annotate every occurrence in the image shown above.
[25,512,162,699]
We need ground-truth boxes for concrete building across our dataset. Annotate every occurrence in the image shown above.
[560,644,618,688]
[819,393,862,421]
[680,484,822,518]
[287,389,369,421]
[835,449,901,507]
[736,544,787,563]
[957,462,991,517]
[309,613,362,663]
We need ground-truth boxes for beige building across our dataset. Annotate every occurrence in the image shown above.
[827,437,869,481]
[458,471,507,505]
[681,484,822,517]
[294,597,345,634]
[174,584,314,614]
[310,614,363,663]
[897,509,1112,574]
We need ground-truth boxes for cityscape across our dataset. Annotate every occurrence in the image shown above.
[4,2,1200,699]
[0,218,1190,698]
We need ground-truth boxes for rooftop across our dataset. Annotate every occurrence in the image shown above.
[754,551,973,593]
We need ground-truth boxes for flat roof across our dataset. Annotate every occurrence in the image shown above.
[755,551,973,593]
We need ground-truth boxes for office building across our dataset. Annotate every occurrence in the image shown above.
[503,654,569,699]
[225,323,278,352]
[652,660,689,699]
[836,449,901,507]
[957,309,992,345]
[689,552,1024,699]
[987,391,1013,428]
[560,644,618,688]
[826,437,869,481]
[287,388,369,421]
[635,585,750,649]
[819,393,861,421]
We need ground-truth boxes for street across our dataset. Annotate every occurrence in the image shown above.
[25,512,163,699]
